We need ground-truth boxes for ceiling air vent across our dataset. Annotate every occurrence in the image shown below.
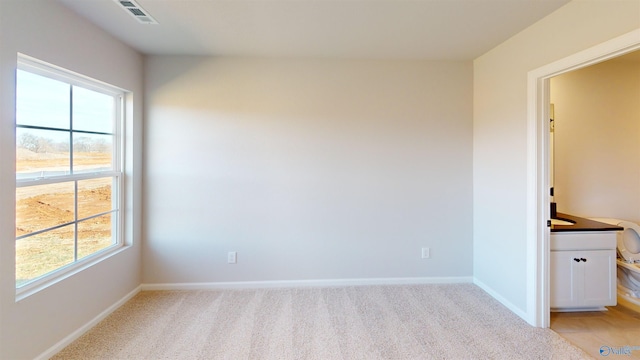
[115,0,158,24]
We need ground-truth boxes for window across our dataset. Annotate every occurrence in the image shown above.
[15,56,124,290]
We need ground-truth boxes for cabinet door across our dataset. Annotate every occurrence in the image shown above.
[550,251,578,308]
[581,249,616,307]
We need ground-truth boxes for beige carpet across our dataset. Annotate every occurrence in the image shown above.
[52,284,590,359]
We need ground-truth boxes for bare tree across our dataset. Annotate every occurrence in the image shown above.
[53,141,70,152]
[18,132,52,153]
[93,137,111,153]
[37,137,53,153]
[18,132,39,152]
[73,136,111,153]
[73,136,92,152]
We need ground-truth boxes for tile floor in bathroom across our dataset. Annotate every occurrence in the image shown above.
[551,304,640,359]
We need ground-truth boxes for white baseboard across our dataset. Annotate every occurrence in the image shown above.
[473,277,529,321]
[141,276,473,291]
[35,285,142,360]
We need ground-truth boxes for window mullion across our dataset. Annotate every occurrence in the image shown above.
[70,85,74,175]
[70,85,78,262]
[74,180,78,261]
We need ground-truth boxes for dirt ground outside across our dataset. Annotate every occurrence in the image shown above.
[16,149,116,286]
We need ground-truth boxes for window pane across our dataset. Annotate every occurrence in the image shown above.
[73,133,113,173]
[78,178,113,220]
[78,214,114,260]
[16,70,70,129]
[73,86,114,133]
[16,182,75,237]
[16,127,70,180]
[16,224,75,287]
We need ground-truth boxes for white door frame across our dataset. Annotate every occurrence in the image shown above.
[526,29,640,328]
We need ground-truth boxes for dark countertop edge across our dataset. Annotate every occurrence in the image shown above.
[551,212,624,232]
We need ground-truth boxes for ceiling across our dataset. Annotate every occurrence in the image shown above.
[57,0,571,60]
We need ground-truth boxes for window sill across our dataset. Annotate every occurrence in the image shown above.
[15,244,131,302]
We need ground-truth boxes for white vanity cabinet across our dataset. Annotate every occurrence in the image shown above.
[550,231,617,311]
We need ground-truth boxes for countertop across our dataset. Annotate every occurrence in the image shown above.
[551,212,623,232]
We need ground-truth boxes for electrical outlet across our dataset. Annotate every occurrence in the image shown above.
[227,251,237,264]
[421,247,430,259]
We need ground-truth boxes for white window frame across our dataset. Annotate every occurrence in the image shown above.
[15,54,126,298]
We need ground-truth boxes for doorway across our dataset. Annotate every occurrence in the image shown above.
[546,48,640,358]
[527,29,640,328]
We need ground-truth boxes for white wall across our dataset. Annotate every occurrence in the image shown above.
[474,0,640,317]
[0,1,143,358]
[551,56,640,222]
[143,57,473,284]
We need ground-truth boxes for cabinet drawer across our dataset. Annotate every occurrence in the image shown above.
[550,231,616,251]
